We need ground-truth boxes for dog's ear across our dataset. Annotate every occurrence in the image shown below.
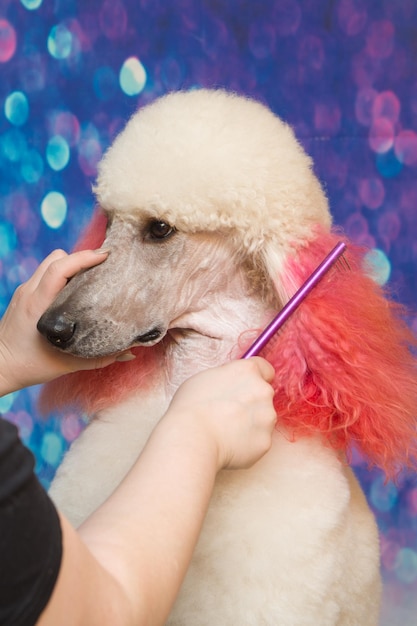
[260,230,417,479]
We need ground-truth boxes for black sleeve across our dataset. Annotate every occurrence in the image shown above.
[0,417,63,626]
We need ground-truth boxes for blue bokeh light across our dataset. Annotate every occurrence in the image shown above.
[47,24,73,60]
[395,548,417,585]
[0,223,17,258]
[20,0,43,9]
[4,91,29,126]
[364,248,391,286]
[0,128,27,162]
[41,191,67,229]
[46,135,70,171]
[119,57,147,96]
[370,474,398,512]
[40,432,64,466]
[0,393,16,413]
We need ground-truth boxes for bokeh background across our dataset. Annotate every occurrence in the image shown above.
[1,0,416,623]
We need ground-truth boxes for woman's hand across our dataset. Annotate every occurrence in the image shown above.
[0,249,130,396]
[163,357,277,471]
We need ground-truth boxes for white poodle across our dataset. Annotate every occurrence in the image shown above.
[38,89,417,625]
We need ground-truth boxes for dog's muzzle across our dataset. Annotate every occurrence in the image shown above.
[37,306,165,354]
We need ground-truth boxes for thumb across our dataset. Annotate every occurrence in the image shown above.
[247,356,275,383]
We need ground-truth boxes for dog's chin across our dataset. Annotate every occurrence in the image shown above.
[49,342,122,359]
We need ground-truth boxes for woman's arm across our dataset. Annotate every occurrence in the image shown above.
[0,249,276,626]
[39,358,276,626]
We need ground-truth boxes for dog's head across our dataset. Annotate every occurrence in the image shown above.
[38,89,417,477]
[94,88,331,281]
[38,89,331,358]
[94,89,332,306]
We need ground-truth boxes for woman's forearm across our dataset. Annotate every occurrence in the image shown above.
[37,359,275,626]
[80,411,219,624]
[38,411,219,626]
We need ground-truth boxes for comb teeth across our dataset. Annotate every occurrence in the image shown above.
[336,253,351,271]
[242,241,348,359]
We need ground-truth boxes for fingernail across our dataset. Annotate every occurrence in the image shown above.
[116,351,136,362]
[94,247,111,255]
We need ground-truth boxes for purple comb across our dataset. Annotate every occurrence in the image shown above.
[242,241,347,359]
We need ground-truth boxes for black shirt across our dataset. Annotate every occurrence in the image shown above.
[0,417,62,626]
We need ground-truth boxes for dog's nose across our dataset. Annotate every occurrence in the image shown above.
[37,312,76,348]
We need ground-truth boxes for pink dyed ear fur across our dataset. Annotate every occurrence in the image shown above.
[262,231,417,479]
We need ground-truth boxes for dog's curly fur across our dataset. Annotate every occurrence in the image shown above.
[40,90,417,625]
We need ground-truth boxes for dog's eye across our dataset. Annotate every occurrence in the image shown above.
[147,220,175,240]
